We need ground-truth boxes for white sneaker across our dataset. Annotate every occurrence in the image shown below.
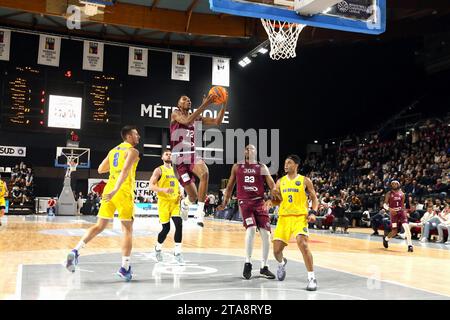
[445,241,450,245]
[174,253,185,265]
[180,200,189,221]
[196,211,205,227]
[306,278,317,291]
[420,238,428,243]
[155,247,163,262]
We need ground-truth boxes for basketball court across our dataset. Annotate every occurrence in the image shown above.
[0,0,449,306]
[1,216,450,300]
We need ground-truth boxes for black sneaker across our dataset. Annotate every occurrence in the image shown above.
[371,231,379,236]
[408,245,413,252]
[260,266,275,279]
[383,237,389,249]
[197,222,204,228]
[243,263,252,280]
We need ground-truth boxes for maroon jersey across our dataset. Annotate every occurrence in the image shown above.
[236,162,265,200]
[388,190,404,211]
[169,114,197,154]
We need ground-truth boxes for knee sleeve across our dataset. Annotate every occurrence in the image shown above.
[172,217,183,243]
[158,222,170,244]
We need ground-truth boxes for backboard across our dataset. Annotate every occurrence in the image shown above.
[55,147,91,169]
[209,0,386,35]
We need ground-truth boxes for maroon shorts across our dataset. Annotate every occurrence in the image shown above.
[173,153,200,187]
[239,198,271,232]
[390,210,408,228]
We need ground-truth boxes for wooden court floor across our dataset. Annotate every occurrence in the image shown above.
[1,215,450,300]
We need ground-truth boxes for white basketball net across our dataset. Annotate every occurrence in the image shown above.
[261,18,306,60]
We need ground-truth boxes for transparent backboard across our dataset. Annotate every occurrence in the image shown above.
[209,0,386,34]
[55,147,91,169]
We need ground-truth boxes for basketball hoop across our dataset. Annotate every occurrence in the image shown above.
[260,18,306,60]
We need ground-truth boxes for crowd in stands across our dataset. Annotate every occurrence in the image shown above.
[6,162,35,208]
[297,119,449,239]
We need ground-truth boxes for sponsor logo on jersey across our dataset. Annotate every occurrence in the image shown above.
[244,186,258,192]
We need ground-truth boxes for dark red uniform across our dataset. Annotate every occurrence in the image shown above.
[170,114,202,187]
[236,162,271,231]
[388,190,407,228]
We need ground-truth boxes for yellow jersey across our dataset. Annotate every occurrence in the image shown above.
[0,180,7,198]
[105,142,139,194]
[157,165,180,202]
[278,174,308,216]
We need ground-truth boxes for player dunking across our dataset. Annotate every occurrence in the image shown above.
[0,174,8,227]
[65,125,141,281]
[272,155,319,291]
[219,145,277,280]
[149,149,185,264]
[382,180,414,252]
[170,94,226,227]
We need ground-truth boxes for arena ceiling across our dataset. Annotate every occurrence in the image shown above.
[0,0,449,49]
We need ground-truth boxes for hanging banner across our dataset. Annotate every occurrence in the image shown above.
[37,35,61,67]
[0,29,11,61]
[212,57,230,87]
[83,41,104,72]
[128,47,148,77]
[171,52,190,81]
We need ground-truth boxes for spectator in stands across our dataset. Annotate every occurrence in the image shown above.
[11,164,20,180]
[437,204,450,243]
[11,186,23,205]
[331,199,349,233]
[421,206,442,242]
[47,197,57,216]
[370,208,390,236]
[77,192,84,216]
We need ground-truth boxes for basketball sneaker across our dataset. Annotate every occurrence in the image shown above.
[155,247,163,262]
[260,266,275,279]
[116,266,132,282]
[383,237,389,249]
[408,245,414,252]
[277,258,287,281]
[174,253,185,265]
[306,278,317,291]
[243,262,252,280]
[180,199,189,221]
[197,222,204,227]
[66,249,79,273]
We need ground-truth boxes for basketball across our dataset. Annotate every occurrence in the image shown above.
[209,86,228,104]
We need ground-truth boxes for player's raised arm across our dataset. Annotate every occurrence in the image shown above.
[171,94,215,126]
[97,153,110,174]
[202,100,227,126]
[218,164,238,210]
[103,148,139,201]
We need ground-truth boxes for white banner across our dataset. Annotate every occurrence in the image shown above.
[171,52,190,81]
[0,29,11,61]
[37,35,61,67]
[128,47,148,77]
[0,146,26,157]
[212,57,230,87]
[83,41,104,72]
